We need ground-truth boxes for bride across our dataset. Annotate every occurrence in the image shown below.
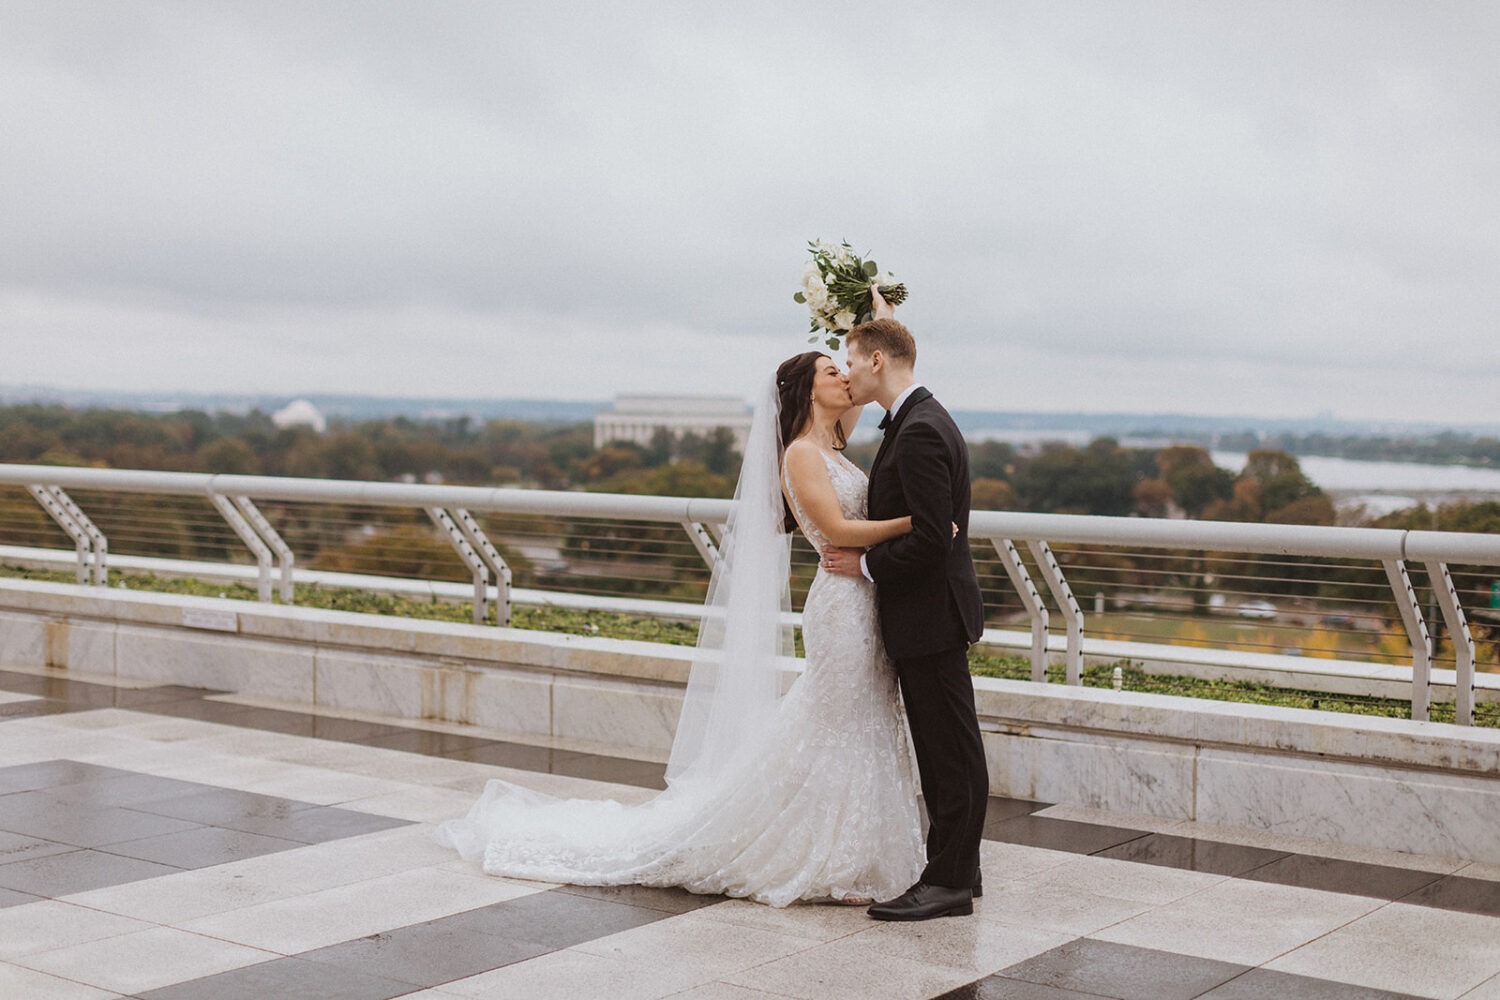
[435,350,924,906]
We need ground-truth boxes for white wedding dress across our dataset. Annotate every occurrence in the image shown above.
[435,448,923,907]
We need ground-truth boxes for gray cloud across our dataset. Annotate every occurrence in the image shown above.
[2,1,1496,423]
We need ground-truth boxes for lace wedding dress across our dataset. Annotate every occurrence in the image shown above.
[434,448,922,907]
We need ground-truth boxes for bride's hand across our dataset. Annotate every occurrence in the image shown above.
[820,545,865,578]
[952,521,959,539]
[871,284,895,320]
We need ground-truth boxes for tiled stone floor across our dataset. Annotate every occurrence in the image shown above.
[2,668,1500,998]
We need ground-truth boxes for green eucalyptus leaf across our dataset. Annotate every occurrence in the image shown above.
[793,291,806,303]
[862,260,878,277]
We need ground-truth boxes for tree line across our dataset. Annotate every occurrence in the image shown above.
[6,404,1500,641]
[7,403,1500,534]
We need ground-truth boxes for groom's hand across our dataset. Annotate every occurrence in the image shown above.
[820,545,865,578]
[871,284,895,320]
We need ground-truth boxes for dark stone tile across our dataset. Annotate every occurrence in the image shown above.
[935,977,1112,999]
[205,706,323,737]
[550,753,667,790]
[217,805,412,845]
[134,956,419,1000]
[103,826,305,869]
[554,882,724,913]
[999,938,1249,1000]
[0,699,70,720]
[442,740,589,772]
[47,772,222,809]
[139,698,262,724]
[982,796,1052,835]
[13,677,201,712]
[112,684,225,708]
[1198,967,1429,998]
[0,885,44,908]
[442,889,669,949]
[300,919,548,987]
[0,670,51,695]
[170,705,407,744]
[0,831,76,865]
[983,814,1150,856]
[0,759,124,793]
[1094,834,1290,877]
[10,678,117,709]
[307,716,418,743]
[126,787,319,827]
[0,791,203,848]
[0,847,183,896]
[1245,854,1444,901]
[354,729,498,756]
[1398,874,1500,918]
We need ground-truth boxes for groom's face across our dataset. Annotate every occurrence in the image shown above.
[844,342,879,406]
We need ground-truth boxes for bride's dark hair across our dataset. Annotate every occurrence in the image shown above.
[774,350,848,532]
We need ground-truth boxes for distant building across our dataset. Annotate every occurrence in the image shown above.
[271,399,327,433]
[593,395,752,452]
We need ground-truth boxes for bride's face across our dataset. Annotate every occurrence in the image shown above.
[811,356,853,414]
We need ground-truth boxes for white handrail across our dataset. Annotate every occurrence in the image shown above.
[0,464,732,524]
[6,462,1500,564]
[5,462,1499,724]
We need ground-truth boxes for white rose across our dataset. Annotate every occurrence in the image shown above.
[806,286,829,311]
[833,310,856,331]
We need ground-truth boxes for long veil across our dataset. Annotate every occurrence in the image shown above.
[434,376,794,853]
[434,375,925,906]
[665,374,794,787]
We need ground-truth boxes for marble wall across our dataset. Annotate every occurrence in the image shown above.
[4,578,1500,863]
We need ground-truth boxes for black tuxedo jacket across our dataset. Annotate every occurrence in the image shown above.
[864,388,985,660]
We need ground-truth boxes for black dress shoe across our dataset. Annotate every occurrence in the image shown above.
[868,881,974,921]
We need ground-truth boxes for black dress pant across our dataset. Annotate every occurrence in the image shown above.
[893,645,988,890]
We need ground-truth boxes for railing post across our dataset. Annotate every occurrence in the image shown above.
[994,538,1050,682]
[1423,561,1475,726]
[427,507,489,625]
[1028,540,1083,685]
[680,521,721,570]
[210,494,273,602]
[47,487,108,586]
[233,497,294,604]
[28,485,97,585]
[451,508,512,627]
[1383,559,1432,723]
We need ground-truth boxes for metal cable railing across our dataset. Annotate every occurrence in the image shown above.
[2,463,1499,725]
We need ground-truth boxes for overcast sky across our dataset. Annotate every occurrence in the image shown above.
[2,2,1496,425]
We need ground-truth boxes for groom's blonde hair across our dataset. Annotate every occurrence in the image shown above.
[847,319,916,367]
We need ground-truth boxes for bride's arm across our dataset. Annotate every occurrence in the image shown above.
[837,404,865,444]
[783,442,911,548]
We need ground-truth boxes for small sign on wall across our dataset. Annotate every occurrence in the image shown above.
[182,607,239,633]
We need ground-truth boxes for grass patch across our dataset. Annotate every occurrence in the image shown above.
[968,648,1500,728]
[4,563,1494,728]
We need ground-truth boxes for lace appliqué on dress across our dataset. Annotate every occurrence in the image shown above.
[435,449,922,907]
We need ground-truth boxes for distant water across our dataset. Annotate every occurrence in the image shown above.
[964,429,1500,514]
[1210,452,1500,494]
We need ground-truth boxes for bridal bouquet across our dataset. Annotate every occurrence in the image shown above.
[795,240,908,351]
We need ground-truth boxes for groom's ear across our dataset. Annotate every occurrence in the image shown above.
[869,349,884,374]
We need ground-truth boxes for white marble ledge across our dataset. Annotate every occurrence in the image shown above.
[0,579,698,683]
[973,676,1500,775]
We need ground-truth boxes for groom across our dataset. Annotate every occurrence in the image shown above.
[823,299,988,921]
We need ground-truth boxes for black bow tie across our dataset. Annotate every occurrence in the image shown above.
[878,410,893,432]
